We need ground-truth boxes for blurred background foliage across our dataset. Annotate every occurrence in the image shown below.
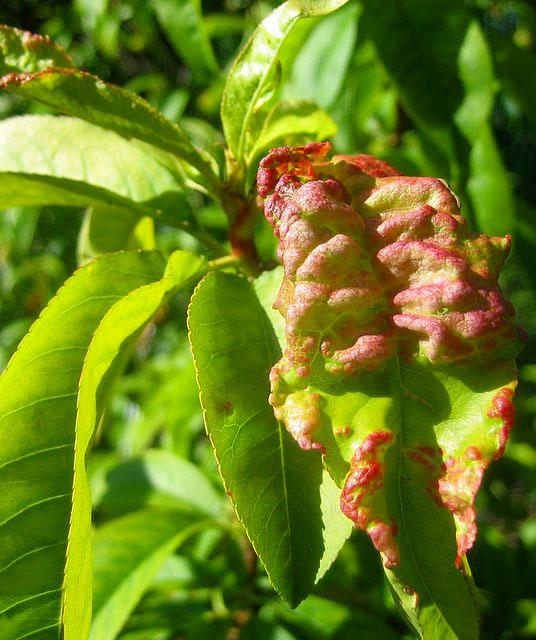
[0,1,535,638]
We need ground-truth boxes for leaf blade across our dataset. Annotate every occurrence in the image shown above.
[0,250,166,640]
[91,508,207,640]
[221,0,349,163]
[0,65,219,189]
[188,271,326,607]
[64,250,208,639]
[0,115,192,223]
[0,24,73,74]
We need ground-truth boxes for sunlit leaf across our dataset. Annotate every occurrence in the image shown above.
[0,24,73,75]
[256,143,521,638]
[0,26,220,191]
[65,250,207,639]
[0,250,166,639]
[221,0,350,168]
[0,115,192,224]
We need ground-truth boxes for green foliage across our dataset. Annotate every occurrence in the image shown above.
[0,250,165,639]
[0,1,534,639]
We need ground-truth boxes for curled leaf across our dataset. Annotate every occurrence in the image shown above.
[257,142,522,637]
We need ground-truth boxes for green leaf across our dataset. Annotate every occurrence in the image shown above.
[253,267,352,585]
[188,271,326,607]
[315,470,353,584]
[151,0,218,83]
[220,0,350,165]
[265,594,401,639]
[0,250,166,640]
[247,100,337,167]
[489,31,536,128]
[95,448,223,519]
[285,1,360,111]
[0,115,192,223]
[64,250,207,639]
[0,34,219,191]
[77,207,155,263]
[362,0,470,153]
[0,24,73,75]
[91,508,209,640]
[455,22,515,236]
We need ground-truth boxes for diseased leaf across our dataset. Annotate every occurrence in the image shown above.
[91,508,209,640]
[77,207,155,263]
[221,0,350,165]
[0,115,192,223]
[0,24,73,75]
[256,143,521,638]
[188,271,326,607]
[362,1,515,238]
[151,0,218,83]
[253,267,352,584]
[64,250,207,639]
[315,470,353,584]
[0,250,166,640]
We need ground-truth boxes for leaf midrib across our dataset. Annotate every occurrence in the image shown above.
[393,353,458,639]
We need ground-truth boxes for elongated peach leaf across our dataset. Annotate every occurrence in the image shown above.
[0,251,166,640]
[64,250,207,639]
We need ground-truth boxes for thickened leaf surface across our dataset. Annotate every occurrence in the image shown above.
[64,250,207,640]
[257,144,521,638]
[0,115,192,222]
[188,271,325,606]
[0,250,165,640]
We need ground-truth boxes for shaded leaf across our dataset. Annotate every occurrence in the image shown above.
[489,30,536,128]
[91,509,209,640]
[95,449,223,519]
[253,267,352,584]
[151,0,218,83]
[0,250,166,640]
[286,1,360,111]
[455,22,515,236]
[362,0,470,150]
[77,207,155,264]
[188,271,326,607]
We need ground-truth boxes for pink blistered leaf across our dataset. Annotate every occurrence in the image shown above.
[257,142,522,573]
